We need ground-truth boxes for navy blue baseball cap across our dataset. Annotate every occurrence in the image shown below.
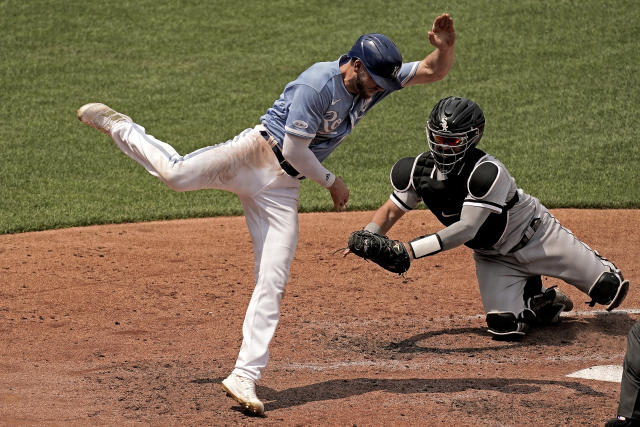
[347,33,403,91]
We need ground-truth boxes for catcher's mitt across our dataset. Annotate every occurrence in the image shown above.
[348,230,411,274]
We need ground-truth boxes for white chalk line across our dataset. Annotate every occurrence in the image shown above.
[284,354,627,372]
[561,308,640,317]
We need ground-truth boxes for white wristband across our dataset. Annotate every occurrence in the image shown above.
[409,233,442,259]
[322,172,336,188]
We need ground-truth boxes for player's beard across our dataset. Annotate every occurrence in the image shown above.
[355,69,373,99]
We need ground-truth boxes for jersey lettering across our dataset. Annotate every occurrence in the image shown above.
[320,110,342,133]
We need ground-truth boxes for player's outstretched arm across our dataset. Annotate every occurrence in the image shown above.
[408,203,490,258]
[405,13,456,86]
[368,199,407,235]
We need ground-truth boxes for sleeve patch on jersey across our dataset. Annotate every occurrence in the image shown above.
[390,157,415,192]
[468,161,500,199]
[292,119,309,129]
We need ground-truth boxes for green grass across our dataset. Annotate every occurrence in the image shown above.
[1,0,638,234]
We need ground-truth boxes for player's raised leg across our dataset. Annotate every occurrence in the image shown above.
[77,103,281,196]
[77,103,132,135]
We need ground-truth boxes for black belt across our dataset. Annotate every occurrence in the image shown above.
[259,130,305,179]
[504,191,519,210]
[509,218,541,253]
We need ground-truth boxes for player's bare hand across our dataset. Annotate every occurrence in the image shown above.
[342,248,351,257]
[329,176,349,212]
[428,13,455,50]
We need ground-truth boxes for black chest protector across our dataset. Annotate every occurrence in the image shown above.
[412,148,517,249]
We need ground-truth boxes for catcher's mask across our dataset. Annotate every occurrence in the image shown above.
[426,96,485,176]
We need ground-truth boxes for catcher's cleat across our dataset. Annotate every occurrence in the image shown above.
[549,287,574,322]
[553,287,574,312]
[486,311,529,341]
[527,286,574,325]
[77,103,132,135]
[221,373,264,416]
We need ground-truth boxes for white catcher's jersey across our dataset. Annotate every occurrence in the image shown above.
[391,150,544,255]
[389,149,621,316]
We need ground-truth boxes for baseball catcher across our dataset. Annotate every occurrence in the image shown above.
[348,96,629,340]
[348,230,410,274]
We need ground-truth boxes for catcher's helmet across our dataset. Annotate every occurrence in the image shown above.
[426,96,485,176]
[348,33,403,91]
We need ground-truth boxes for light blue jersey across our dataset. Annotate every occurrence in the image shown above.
[260,55,420,163]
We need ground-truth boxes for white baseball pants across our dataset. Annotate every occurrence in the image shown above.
[110,122,300,381]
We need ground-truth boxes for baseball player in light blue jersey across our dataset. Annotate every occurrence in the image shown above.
[77,13,456,416]
[351,96,629,340]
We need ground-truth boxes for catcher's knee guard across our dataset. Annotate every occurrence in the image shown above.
[486,311,532,340]
[588,271,629,311]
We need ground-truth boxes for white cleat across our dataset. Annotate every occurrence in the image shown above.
[77,103,131,135]
[221,373,264,416]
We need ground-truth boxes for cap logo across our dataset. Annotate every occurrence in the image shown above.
[440,116,448,131]
[391,64,400,78]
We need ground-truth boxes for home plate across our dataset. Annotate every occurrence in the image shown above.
[567,365,623,382]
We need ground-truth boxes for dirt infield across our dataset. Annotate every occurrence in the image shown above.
[1,209,638,425]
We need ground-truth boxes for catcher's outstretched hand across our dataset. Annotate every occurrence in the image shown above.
[428,13,455,50]
[347,230,410,274]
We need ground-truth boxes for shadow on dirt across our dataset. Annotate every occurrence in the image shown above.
[386,312,636,355]
[192,313,634,413]
[193,375,604,413]
[258,376,604,411]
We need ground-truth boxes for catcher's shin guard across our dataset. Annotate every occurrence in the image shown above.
[486,311,531,340]
[587,271,629,311]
